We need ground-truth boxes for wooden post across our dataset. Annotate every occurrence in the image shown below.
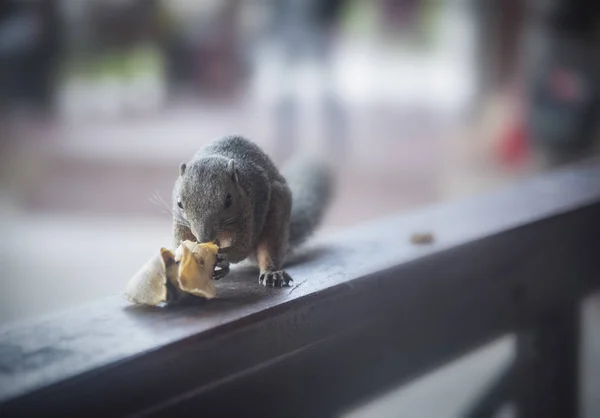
[515,303,581,418]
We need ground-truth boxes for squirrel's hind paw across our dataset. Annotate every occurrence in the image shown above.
[259,270,293,288]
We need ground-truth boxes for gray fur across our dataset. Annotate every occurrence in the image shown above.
[283,157,334,249]
[172,135,333,282]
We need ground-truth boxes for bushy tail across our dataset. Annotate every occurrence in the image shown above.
[283,157,335,249]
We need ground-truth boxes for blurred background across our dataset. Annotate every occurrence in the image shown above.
[1,0,600,416]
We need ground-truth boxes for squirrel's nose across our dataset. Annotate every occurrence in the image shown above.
[193,225,216,244]
[199,236,215,244]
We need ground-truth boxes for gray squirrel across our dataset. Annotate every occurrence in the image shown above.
[172,135,334,287]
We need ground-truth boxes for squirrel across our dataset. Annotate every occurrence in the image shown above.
[172,135,334,287]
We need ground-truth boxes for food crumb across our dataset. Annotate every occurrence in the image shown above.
[410,232,435,245]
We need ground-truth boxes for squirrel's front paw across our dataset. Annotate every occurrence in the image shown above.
[259,270,293,288]
[213,252,230,280]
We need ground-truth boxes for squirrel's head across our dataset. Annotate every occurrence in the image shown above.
[176,157,241,244]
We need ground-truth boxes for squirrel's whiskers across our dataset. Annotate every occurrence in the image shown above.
[221,216,237,226]
[150,191,190,228]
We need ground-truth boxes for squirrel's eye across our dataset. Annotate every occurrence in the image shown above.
[224,194,232,209]
[177,199,183,209]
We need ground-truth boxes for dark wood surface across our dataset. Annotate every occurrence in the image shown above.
[515,301,581,418]
[1,159,599,417]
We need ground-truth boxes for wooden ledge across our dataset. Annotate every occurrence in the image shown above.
[1,159,600,417]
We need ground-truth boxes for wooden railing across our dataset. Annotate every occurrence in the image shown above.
[1,159,599,418]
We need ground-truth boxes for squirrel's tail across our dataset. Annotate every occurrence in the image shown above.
[283,157,335,249]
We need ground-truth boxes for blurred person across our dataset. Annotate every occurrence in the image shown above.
[524,0,600,166]
[0,0,60,114]
[268,0,349,161]
[379,0,420,35]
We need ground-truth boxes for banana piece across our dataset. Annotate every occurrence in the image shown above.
[125,241,219,306]
[125,248,177,306]
[175,242,217,299]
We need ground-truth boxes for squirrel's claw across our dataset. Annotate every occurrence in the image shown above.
[259,270,293,288]
[213,253,230,280]
[212,264,230,280]
[216,252,228,264]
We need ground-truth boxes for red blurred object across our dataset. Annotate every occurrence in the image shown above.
[497,86,529,165]
[498,116,529,165]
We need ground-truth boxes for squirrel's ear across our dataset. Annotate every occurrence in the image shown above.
[179,163,187,176]
[227,159,238,183]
